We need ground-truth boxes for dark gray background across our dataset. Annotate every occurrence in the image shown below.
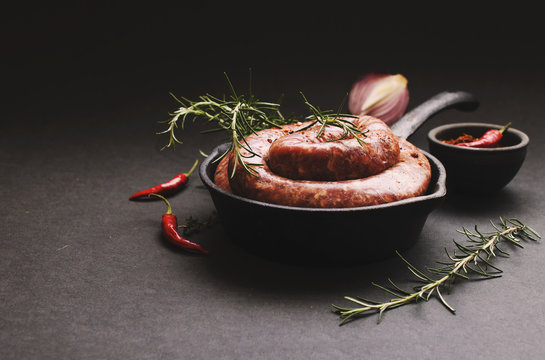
[2,4,545,359]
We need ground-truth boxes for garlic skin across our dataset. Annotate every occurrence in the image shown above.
[348,73,409,126]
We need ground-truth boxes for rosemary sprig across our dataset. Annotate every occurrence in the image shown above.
[158,72,290,176]
[298,92,368,146]
[159,75,367,177]
[333,217,540,325]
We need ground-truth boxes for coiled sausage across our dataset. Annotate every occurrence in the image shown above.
[214,116,431,208]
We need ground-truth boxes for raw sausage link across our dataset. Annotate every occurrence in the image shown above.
[214,116,431,208]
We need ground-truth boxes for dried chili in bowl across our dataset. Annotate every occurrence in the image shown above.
[455,122,511,148]
[441,122,511,148]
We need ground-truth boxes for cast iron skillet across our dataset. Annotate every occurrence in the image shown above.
[200,91,479,266]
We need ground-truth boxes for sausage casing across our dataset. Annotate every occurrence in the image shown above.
[214,116,431,208]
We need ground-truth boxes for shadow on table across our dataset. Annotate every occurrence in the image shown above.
[186,222,442,301]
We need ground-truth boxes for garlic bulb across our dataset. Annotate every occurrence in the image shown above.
[348,73,409,126]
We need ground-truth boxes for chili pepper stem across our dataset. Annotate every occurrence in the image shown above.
[149,193,172,214]
[499,122,512,134]
[185,159,199,177]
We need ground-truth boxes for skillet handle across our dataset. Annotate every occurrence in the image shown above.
[390,91,479,139]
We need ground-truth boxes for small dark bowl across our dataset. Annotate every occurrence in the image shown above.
[199,143,447,266]
[428,122,529,194]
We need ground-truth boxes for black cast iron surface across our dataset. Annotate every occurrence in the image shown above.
[2,5,545,360]
[200,143,445,266]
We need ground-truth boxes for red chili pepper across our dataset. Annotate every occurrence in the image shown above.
[129,159,199,200]
[456,122,511,148]
[149,194,208,254]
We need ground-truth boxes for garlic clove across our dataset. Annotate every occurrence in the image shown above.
[348,73,409,126]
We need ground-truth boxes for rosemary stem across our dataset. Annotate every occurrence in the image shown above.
[336,224,527,324]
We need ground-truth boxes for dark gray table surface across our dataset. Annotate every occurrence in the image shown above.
[2,5,545,359]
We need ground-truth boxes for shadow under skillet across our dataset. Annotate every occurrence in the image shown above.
[189,218,432,302]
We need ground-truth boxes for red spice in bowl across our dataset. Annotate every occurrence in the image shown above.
[428,122,529,193]
[441,133,477,145]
